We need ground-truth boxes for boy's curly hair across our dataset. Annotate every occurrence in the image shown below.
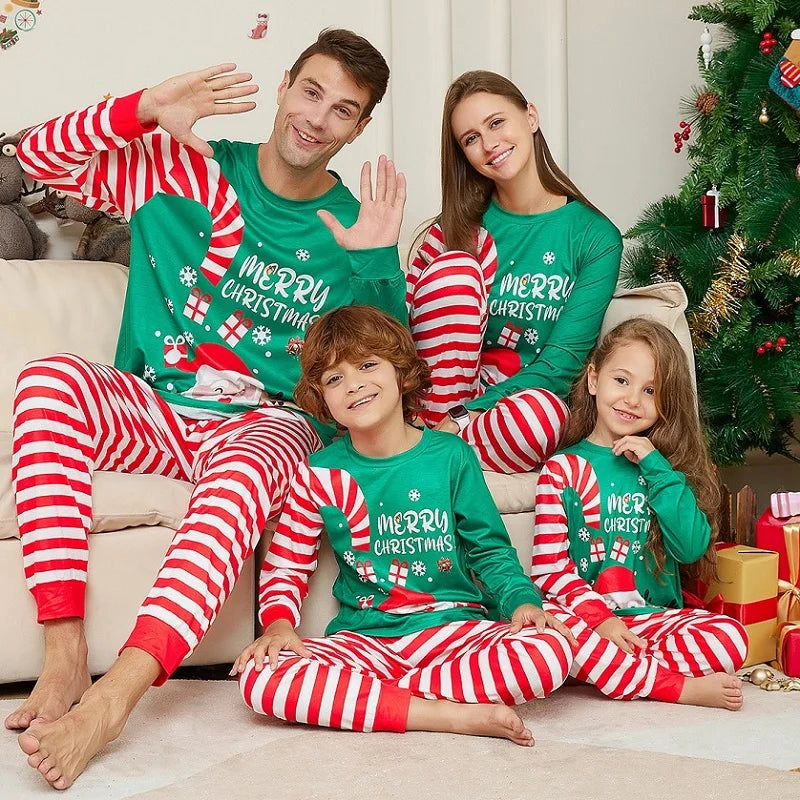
[294,305,431,426]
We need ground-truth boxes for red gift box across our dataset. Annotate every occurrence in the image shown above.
[770,523,800,676]
[777,626,800,677]
[756,511,800,587]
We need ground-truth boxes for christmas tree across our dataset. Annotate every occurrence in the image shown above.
[624,1,800,465]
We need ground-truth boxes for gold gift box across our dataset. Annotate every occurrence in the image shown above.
[704,544,778,667]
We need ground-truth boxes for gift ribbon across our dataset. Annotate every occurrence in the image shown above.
[681,586,724,615]
[774,524,800,672]
[721,596,778,626]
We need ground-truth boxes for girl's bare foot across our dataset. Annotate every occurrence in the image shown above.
[5,620,90,730]
[678,673,743,711]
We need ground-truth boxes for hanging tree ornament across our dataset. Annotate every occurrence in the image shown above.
[700,26,713,69]
[701,185,726,229]
[759,104,770,123]
[769,30,800,111]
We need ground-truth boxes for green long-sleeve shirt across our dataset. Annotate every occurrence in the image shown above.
[259,428,542,637]
[532,439,710,626]
[468,199,622,411]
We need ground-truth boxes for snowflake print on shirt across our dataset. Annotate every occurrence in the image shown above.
[638,475,646,486]
[252,325,272,346]
[632,540,641,554]
[411,560,426,577]
[183,331,194,346]
[179,266,198,288]
[543,251,555,265]
[409,489,420,502]
[579,557,589,573]
[296,248,310,261]
[143,365,156,382]
[578,526,591,542]
[343,550,355,567]
[165,298,174,313]
[524,328,539,346]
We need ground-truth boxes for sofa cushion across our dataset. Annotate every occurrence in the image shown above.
[0,258,128,433]
[0,432,192,540]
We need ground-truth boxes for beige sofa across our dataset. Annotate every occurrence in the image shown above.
[0,257,693,683]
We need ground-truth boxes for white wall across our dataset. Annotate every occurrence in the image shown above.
[4,0,700,258]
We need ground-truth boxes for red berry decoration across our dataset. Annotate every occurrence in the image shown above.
[777,335,788,346]
[765,341,774,349]
[757,345,766,355]
[679,121,687,128]
[674,146,681,153]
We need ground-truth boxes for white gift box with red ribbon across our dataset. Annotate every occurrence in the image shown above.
[356,560,376,583]
[610,536,630,562]
[590,538,606,563]
[183,288,212,323]
[163,334,187,368]
[497,321,523,349]
[357,595,374,609]
[388,559,409,586]
[217,310,252,347]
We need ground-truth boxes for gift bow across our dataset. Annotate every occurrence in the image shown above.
[775,523,800,672]
[681,586,725,615]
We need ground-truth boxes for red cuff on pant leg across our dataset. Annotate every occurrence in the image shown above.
[32,581,86,622]
[372,684,411,733]
[648,665,685,703]
[121,615,190,687]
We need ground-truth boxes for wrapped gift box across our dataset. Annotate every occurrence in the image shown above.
[756,512,800,588]
[704,543,778,667]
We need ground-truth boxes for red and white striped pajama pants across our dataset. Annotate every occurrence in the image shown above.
[407,250,567,473]
[239,619,573,732]
[13,354,321,682]
[543,602,748,702]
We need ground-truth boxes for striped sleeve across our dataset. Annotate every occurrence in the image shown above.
[258,461,323,630]
[17,90,243,286]
[530,454,614,627]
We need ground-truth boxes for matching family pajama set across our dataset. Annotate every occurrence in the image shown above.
[14,90,406,681]
[531,440,748,701]
[240,429,573,731]
[406,200,622,473]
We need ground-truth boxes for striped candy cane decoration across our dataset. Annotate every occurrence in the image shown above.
[306,467,372,551]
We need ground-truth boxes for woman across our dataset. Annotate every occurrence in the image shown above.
[407,70,622,473]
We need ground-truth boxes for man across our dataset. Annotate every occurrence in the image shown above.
[8,28,405,789]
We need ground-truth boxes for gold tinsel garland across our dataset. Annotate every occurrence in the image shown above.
[687,232,750,342]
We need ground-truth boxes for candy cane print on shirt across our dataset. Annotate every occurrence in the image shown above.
[305,466,371,551]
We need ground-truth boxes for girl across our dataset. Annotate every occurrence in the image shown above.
[233,305,576,744]
[406,70,623,474]
[531,318,748,709]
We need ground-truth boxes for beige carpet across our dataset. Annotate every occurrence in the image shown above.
[1,678,799,800]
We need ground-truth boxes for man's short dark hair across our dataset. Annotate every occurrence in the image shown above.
[288,28,390,120]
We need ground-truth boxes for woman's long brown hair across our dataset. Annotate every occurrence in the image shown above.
[562,318,720,584]
[415,70,602,259]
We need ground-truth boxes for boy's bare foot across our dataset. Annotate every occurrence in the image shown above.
[5,620,91,730]
[408,696,534,746]
[18,690,127,790]
[677,673,743,711]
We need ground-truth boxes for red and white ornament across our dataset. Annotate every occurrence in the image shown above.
[497,321,523,349]
[217,310,252,347]
[701,185,726,229]
[163,334,188,368]
[183,288,211,323]
[388,559,410,586]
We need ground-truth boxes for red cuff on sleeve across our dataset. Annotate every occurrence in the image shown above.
[108,89,159,139]
[259,604,298,632]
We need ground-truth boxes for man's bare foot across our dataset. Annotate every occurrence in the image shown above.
[5,620,91,730]
[18,691,127,790]
[678,673,744,711]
